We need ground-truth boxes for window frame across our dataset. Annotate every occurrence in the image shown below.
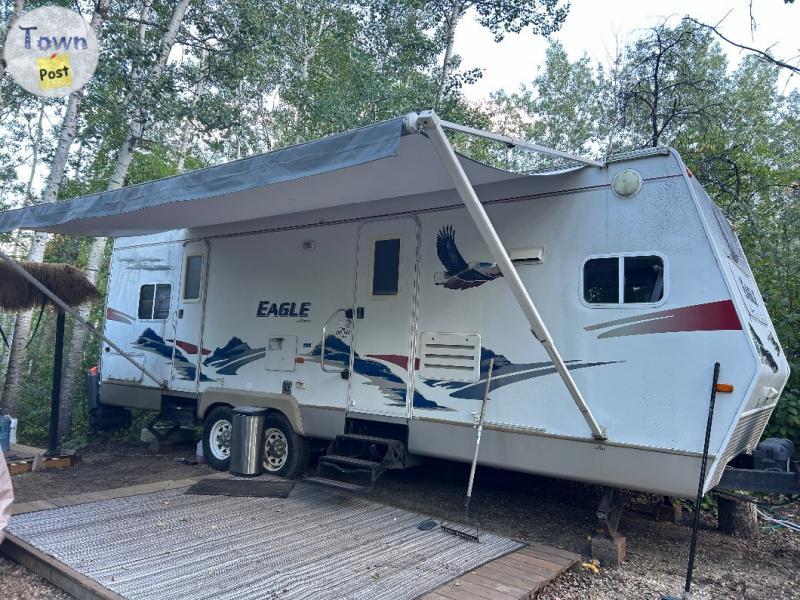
[368,234,403,299]
[137,282,173,321]
[580,251,668,309]
[181,254,204,303]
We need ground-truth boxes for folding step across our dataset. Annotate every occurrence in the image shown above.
[337,434,399,444]
[303,476,368,493]
[319,455,384,471]
[328,434,407,470]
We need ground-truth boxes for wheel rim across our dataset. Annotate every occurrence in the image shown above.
[209,419,232,460]
[263,427,288,471]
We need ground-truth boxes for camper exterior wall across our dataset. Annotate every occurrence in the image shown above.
[100,149,788,498]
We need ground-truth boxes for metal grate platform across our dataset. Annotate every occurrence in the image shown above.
[8,482,523,599]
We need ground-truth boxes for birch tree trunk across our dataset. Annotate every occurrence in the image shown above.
[0,0,112,417]
[58,0,192,438]
[434,0,462,109]
[0,0,25,88]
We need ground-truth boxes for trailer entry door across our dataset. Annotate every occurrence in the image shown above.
[349,217,419,419]
[170,241,208,392]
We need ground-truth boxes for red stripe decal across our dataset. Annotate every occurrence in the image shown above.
[106,307,133,324]
[172,340,211,355]
[368,354,420,370]
[590,300,742,339]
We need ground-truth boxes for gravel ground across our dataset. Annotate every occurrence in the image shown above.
[0,556,71,599]
[2,441,799,599]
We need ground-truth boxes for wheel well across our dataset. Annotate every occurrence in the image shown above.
[201,403,293,430]
[201,402,232,421]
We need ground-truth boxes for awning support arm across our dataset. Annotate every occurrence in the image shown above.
[0,248,168,389]
[412,110,606,440]
[437,119,604,168]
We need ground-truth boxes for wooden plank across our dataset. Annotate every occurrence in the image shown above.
[429,583,488,600]
[10,443,45,457]
[460,572,529,598]
[37,456,75,471]
[0,534,125,600]
[441,577,519,600]
[7,460,34,475]
[421,592,454,600]
[475,563,544,593]
[487,560,552,587]
[526,543,581,562]
[425,541,579,600]
[186,478,295,498]
[12,500,57,515]
[481,559,541,583]
[498,553,558,577]
[518,546,575,567]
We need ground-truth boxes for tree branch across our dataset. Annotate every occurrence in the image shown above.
[684,16,799,74]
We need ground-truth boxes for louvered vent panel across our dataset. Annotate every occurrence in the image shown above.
[708,406,773,489]
[419,332,481,382]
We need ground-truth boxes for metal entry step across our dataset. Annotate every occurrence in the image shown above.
[311,433,408,492]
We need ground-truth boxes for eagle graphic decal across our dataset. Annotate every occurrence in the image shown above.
[435,225,502,290]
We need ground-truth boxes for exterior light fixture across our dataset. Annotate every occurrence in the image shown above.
[611,169,643,199]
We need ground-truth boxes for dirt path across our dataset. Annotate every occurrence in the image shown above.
[3,442,799,599]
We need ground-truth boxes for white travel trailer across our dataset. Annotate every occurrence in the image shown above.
[0,112,789,500]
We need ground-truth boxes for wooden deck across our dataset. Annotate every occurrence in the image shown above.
[422,543,580,600]
[4,478,580,600]
[5,443,77,475]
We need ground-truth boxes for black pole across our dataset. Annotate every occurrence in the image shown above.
[683,362,720,598]
[47,310,66,457]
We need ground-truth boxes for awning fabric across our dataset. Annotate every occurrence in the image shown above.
[0,116,527,237]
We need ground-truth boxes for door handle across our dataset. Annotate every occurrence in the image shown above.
[177,309,184,318]
[356,307,364,319]
[321,308,348,373]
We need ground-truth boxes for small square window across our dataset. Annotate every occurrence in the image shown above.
[372,238,400,296]
[583,257,619,304]
[183,255,203,300]
[138,283,171,320]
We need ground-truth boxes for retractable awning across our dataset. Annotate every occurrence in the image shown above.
[0,111,607,440]
[0,116,529,237]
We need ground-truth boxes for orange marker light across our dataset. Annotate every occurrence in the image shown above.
[295,356,305,364]
[716,383,734,393]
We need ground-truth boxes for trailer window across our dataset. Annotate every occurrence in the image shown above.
[183,255,203,300]
[138,284,171,320]
[372,238,400,296]
[583,257,619,303]
[624,255,663,303]
[583,254,664,305]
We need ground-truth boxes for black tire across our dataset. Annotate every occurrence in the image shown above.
[262,412,310,479]
[202,405,233,471]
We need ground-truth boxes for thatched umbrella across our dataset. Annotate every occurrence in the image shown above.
[0,261,100,312]
[0,260,100,456]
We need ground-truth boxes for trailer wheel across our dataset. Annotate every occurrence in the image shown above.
[203,406,233,471]
[262,412,310,479]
